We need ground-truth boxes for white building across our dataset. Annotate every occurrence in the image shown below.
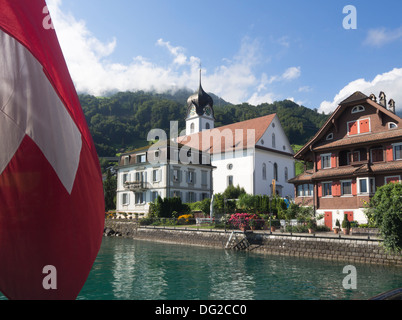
[116,73,295,215]
[178,76,295,198]
[116,141,214,215]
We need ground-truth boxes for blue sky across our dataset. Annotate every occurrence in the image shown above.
[47,0,402,113]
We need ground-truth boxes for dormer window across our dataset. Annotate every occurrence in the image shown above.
[137,154,146,163]
[389,122,398,129]
[326,133,334,141]
[351,105,365,114]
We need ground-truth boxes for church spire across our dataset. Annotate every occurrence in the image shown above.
[187,68,214,116]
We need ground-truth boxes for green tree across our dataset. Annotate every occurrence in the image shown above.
[103,169,117,211]
[365,183,402,254]
[222,184,246,200]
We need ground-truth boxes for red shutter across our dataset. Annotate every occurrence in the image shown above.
[352,180,357,196]
[348,121,358,135]
[332,181,340,197]
[359,119,370,133]
[386,146,393,161]
[316,155,321,170]
[331,182,336,197]
[331,154,337,168]
[318,183,322,197]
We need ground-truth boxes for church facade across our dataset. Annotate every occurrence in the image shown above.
[115,73,296,215]
[178,73,295,198]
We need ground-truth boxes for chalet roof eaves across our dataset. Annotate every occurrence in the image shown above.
[294,92,402,160]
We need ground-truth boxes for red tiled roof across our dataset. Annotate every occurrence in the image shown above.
[291,161,402,183]
[314,128,402,151]
[177,114,276,154]
[288,170,314,183]
[371,161,402,173]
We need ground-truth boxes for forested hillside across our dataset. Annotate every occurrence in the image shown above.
[79,91,329,157]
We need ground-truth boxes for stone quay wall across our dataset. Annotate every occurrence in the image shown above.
[104,220,402,267]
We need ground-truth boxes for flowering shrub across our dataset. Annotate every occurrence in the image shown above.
[177,214,194,225]
[228,213,259,229]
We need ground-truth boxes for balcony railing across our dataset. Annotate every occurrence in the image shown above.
[124,181,150,191]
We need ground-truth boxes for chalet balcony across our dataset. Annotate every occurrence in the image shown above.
[124,181,150,191]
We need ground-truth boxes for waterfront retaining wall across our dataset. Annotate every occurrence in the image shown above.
[104,220,402,267]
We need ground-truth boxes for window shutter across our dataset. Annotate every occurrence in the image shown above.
[359,119,370,133]
[316,155,321,170]
[331,154,336,168]
[332,181,338,197]
[352,180,357,196]
[318,183,322,197]
[348,121,358,135]
[386,145,393,161]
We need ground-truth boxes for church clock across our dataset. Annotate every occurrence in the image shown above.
[205,106,212,117]
[189,105,197,117]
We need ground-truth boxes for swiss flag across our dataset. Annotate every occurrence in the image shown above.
[0,0,105,299]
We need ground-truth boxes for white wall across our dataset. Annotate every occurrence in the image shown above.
[211,150,254,195]
[316,209,368,226]
[254,149,295,198]
[255,115,293,154]
[116,164,167,214]
[116,161,213,215]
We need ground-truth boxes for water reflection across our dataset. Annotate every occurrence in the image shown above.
[209,250,256,300]
[77,237,402,300]
[112,238,167,299]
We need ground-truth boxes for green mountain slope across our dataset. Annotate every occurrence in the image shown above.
[79,91,329,157]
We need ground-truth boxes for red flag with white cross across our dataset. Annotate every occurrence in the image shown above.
[0,0,104,299]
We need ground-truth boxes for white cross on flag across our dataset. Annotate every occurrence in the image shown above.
[0,0,105,299]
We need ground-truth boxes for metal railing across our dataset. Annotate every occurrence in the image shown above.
[119,217,381,241]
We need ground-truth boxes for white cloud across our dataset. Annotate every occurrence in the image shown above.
[298,85,312,93]
[156,39,194,66]
[319,68,402,114]
[47,0,302,105]
[281,67,301,81]
[364,27,402,47]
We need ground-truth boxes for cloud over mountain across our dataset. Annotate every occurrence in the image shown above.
[47,0,301,105]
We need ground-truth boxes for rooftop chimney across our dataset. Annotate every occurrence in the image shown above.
[369,94,377,102]
[388,99,396,114]
[379,91,386,107]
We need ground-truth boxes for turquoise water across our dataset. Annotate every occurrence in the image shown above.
[78,237,402,300]
[2,237,402,300]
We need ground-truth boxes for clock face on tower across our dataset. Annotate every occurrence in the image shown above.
[205,106,212,116]
[189,106,196,117]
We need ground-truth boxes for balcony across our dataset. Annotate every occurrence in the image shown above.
[124,181,150,191]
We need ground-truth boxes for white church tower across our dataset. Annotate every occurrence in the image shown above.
[186,70,215,135]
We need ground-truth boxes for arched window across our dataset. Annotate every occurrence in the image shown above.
[190,123,195,134]
[352,105,365,114]
[389,122,398,129]
[285,167,288,181]
[262,163,267,180]
[272,133,276,148]
[273,163,278,181]
[206,123,210,130]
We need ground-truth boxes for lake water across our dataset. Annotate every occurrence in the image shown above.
[1,237,402,300]
[78,237,402,300]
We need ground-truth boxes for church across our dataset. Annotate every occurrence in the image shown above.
[177,72,295,198]
[115,73,295,215]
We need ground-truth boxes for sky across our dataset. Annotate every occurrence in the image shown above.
[46,0,402,114]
